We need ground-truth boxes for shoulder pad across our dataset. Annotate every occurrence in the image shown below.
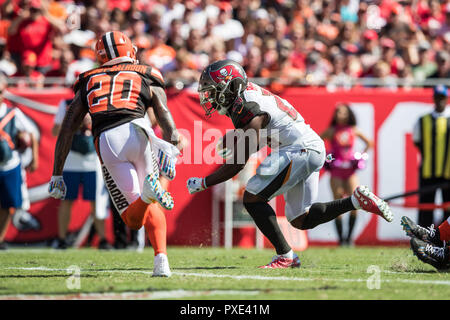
[229,99,265,129]
[145,65,165,88]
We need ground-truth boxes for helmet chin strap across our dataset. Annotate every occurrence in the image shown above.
[217,106,227,115]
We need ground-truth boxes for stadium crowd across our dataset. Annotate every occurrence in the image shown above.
[0,0,450,89]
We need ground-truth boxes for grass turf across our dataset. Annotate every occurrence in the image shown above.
[0,246,448,300]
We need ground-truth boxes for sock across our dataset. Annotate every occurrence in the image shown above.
[335,218,343,243]
[244,202,292,255]
[280,249,294,259]
[144,204,167,256]
[302,197,355,230]
[351,194,361,209]
[121,197,150,230]
[347,212,357,241]
[439,220,450,242]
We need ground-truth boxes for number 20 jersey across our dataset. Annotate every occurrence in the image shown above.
[229,82,323,152]
[74,62,165,138]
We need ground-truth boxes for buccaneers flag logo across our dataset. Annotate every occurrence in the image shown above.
[209,65,244,84]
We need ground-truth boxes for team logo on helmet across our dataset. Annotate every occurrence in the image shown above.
[209,65,244,84]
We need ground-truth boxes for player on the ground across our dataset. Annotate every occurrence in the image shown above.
[48,31,182,277]
[401,215,450,270]
[186,59,393,268]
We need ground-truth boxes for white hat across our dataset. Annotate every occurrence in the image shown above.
[226,50,244,64]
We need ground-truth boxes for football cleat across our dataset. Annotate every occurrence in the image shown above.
[401,216,443,246]
[141,172,174,210]
[258,253,301,269]
[351,185,393,222]
[152,253,172,277]
[410,237,450,270]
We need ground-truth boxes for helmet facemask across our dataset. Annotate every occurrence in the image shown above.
[199,79,242,117]
[199,59,248,117]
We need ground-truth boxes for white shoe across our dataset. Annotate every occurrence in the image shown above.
[351,185,393,222]
[141,172,174,210]
[153,253,172,277]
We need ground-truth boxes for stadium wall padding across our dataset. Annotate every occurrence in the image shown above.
[4,87,437,246]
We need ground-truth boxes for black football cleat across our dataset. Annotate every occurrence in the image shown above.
[401,216,443,246]
[98,239,113,250]
[56,238,68,250]
[410,237,450,271]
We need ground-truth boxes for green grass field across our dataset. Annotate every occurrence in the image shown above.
[0,246,449,300]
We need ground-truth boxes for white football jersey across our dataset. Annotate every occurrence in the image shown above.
[239,82,323,152]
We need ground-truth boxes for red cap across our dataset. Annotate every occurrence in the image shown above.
[363,29,378,40]
[219,2,232,12]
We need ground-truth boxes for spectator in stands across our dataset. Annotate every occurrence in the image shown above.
[0,74,38,250]
[7,0,65,74]
[212,2,244,43]
[165,48,202,86]
[189,0,219,30]
[126,0,147,22]
[359,29,381,76]
[437,3,450,36]
[243,46,265,78]
[142,28,176,73]
[328,53,353,89]
[429,51,450,79]
[413,42,437,82]
[185,28,209,71]
[233,19,262,59]
[12,50,44,89]
[0,0,448,87]
[380,37,404,76]
[160,0,185,32]
[0,38,16,76]
[166,19,185,51]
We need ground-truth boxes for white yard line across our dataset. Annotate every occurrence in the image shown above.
[4,266,450,286]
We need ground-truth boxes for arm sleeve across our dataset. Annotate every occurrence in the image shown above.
[53,100,67,125]
[13,108,37,135]
[231,101,270,129]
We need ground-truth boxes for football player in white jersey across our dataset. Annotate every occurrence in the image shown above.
[187,60,393,268]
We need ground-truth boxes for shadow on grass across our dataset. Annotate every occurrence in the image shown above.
[0,285,340,298]
[172,266,238,270]
[405,268,450,274]
[81,268,152,272]
[0,274,98,279]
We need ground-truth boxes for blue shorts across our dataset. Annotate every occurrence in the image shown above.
[0,164,22,209]
[63,171,96,201]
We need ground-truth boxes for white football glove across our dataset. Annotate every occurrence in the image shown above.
[48,176,66,199]
[186,177,207,194]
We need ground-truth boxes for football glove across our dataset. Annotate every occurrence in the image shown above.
[158,149,176,180]
[186,177,207,194]
[48,175,66,199]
